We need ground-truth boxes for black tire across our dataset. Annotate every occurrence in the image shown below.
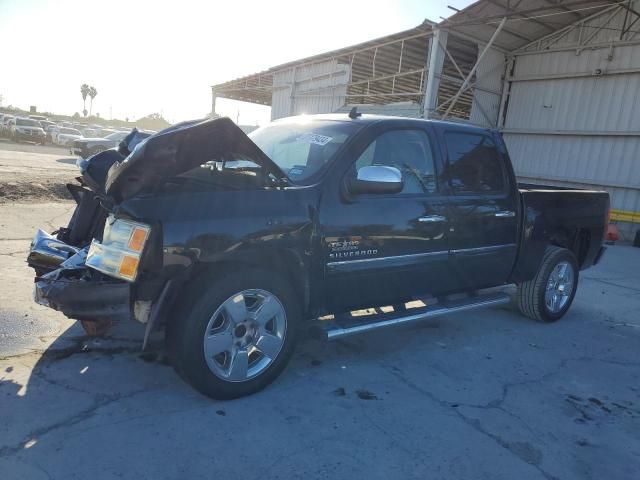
[516,246,579,322]
[166,268,300,399]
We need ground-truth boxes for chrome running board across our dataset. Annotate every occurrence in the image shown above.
[318,292,511,341]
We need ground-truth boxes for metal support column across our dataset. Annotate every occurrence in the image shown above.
[289,66,298,116]
[422,28,447,118]
[211,89,218,116]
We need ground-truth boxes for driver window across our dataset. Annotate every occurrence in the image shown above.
[353,129,437,194]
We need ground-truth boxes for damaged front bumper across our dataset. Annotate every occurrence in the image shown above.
[29,231,132,322]
[35,269,131,322]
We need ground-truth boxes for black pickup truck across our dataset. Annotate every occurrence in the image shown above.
[27,114,609,399]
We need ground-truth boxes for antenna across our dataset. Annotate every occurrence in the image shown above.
[348,107,362,119]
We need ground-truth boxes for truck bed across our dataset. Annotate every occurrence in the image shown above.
[510,183,609,282]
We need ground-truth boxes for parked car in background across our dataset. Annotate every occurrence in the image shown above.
[53,127,83,146]
[9,117,46,145]
[45,125,59,144]
[10,117,46,144]
[39,120,56,131]
[82,127,100,138]
[1,115,15,137]
[71,130,141,158]
[97,128,118,138]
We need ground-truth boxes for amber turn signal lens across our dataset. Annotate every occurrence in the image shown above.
[128,227,148,252]
[119,255,139,278]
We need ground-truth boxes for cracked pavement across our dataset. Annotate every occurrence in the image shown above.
[1,199,640,478]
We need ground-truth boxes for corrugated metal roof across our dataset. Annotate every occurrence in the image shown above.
[212,22,435,105]
[441,0,620,51]
[211,1,623,106]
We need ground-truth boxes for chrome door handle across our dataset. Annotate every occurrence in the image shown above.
[494,211,515,218]
[418,215,446,223]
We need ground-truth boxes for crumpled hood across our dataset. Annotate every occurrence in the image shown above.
[105,117,285,202]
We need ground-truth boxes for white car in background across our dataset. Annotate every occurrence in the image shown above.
[53,127,83,146]
[82,127,100,138]
[10,117,46,144]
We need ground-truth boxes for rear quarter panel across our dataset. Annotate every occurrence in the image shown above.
[510,188,609,283]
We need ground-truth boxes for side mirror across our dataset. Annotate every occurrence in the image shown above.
[349,165,403,195]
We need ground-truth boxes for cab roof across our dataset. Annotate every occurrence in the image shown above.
[271,113,497,134]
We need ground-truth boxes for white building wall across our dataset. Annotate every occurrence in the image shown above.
[469,46,505,127]
[503,21,640,236]
[271,59,349,120]
[334,101,422,118]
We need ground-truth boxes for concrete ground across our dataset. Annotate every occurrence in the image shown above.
[0,139,77,202]
[0,146,639,479]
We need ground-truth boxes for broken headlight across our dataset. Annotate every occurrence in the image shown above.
[86,216,151,282]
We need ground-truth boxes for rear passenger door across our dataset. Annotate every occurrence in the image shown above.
[440,129,518,290]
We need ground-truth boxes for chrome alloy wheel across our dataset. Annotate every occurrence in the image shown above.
[203,289,287,382]
[545,260,575,313]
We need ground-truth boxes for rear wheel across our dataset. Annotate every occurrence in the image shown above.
[516,246,579,322]
[167,268,299,399]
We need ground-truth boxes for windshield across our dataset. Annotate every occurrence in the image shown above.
[60,128,81,135]
[16,118,41,127]
[249,119,362,184]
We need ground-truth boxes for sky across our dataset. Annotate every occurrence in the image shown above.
[0,0,474,125]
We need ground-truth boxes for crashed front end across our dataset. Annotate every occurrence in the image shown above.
[26,117,281,338]
[30,216,149,323]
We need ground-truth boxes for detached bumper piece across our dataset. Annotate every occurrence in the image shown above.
[27,229,79,274]
[35,267,130,322]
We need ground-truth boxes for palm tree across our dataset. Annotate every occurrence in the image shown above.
[80,84,90,117]
[88,86,98,116]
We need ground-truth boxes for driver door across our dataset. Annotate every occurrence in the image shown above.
[319,126,454,312]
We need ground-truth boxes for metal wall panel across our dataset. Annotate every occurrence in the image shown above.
[507,46,640,131]
[514,44,640,78]
[504,38,640,236]
[334,101,422,117]
[271,60,349,120]
[506,133,640,190]
[470,46,505,127]
[271,68,295,120]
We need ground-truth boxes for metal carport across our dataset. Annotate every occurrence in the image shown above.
[211,0,640,237]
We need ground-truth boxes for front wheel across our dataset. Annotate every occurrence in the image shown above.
[167,268,299,399]
[516,246,579,322]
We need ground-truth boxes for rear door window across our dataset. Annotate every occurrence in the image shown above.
[444,132,505,193]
